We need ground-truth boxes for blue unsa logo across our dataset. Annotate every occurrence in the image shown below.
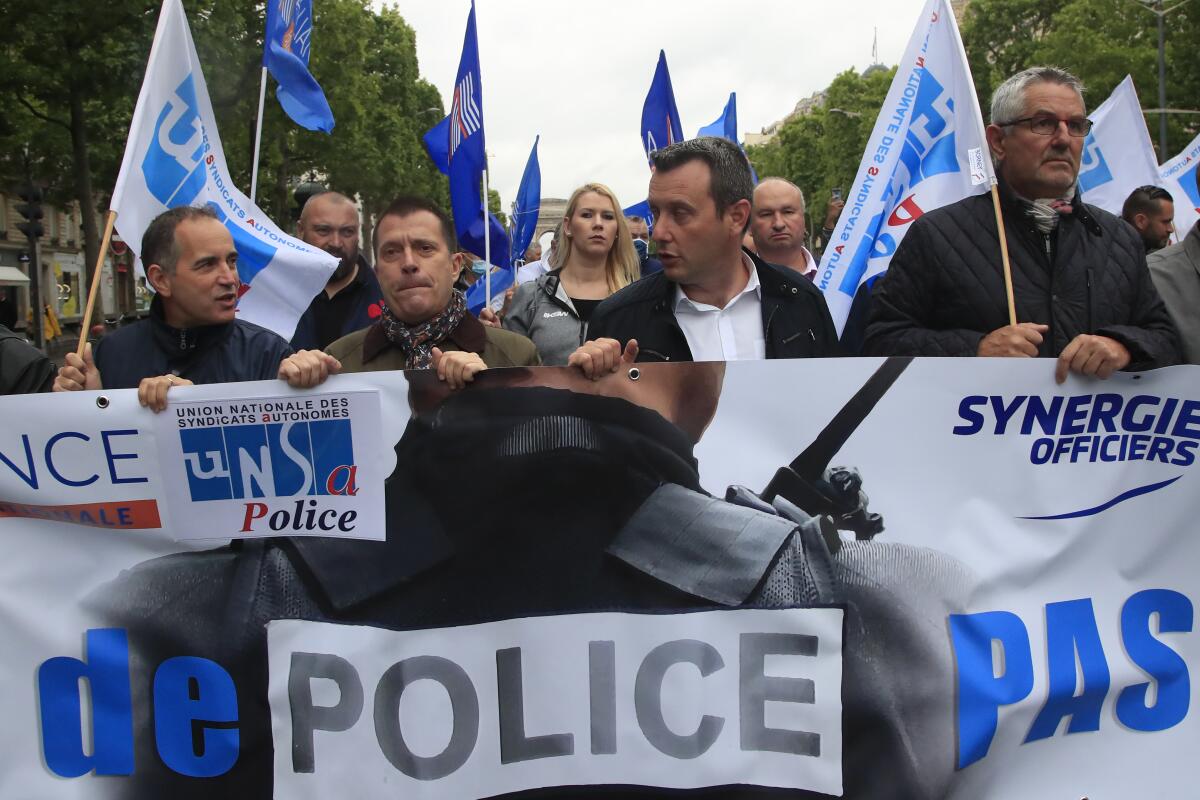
[142,74,206,208]
[1078,133,1114,193]
[180,420,357,502]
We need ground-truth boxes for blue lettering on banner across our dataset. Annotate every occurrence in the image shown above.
[142,75,207,207]
[949,589,1193,770]
[38,629,239,779]
[952,393,1198,517]
[1078,133,1113,194]
[181,420,354,502]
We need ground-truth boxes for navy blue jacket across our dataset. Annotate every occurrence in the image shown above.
[290,256,383,351]
[93,296,293,389]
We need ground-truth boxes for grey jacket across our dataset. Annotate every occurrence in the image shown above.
[1148,224,1200,364]
[503,269,591,366]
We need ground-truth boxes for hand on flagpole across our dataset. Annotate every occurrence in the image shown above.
[976,323,1048,358]
[53,342,103,393]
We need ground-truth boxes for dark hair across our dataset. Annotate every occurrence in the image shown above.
[650,137,755,221]
[372,196,457,255]
[1122,185,1174,223]
[141,205,221,274]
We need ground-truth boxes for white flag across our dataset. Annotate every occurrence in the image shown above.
[111,0,337,341]
[1077,76,1161,217]
[816,0,993,335]
[1160,131,1200,244]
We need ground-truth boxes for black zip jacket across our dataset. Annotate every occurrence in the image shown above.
[862,180,1181,368]
[587,252,841,361]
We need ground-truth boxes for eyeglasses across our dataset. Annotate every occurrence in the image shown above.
[999,115,1094,137]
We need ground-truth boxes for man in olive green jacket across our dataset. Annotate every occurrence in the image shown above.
[280,196,539,389]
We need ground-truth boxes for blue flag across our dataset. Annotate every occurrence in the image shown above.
[623,199,653,231]
[464,264,514,315]
[447,2,508,269]
[422,115,451,175]
[262,0,334,133]
[640,50,683,165]
[697,92,758,183]
[697,92,738,141]
[510,136,541,263]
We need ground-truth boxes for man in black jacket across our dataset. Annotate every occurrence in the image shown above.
[52,206,293,410]
[571,138,838,375]
[863,66,1180,381]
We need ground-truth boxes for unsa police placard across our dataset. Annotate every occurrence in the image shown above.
[153,389,384,540]
[268,608,845,798]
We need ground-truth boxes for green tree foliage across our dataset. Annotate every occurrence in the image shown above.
[0,0,448,289]
[962,0,1199,158]
[748,0,1198,236]
[746,67,896,235]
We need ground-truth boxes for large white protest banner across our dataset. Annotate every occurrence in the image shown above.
[2,359,1198,798]
[1160,130,1200,242]
[816,0,992,334]
[1078,75,1162,217]
[111,0,338,341]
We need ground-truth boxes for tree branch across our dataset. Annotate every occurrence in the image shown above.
[16,95,71,132]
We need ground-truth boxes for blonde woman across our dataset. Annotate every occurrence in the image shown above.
[502,183,640,365]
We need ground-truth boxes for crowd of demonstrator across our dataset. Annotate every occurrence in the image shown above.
[1,66,1195,399]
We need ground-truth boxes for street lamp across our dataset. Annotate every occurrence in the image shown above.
[1125,0,1193,161]
[828,108,862,118]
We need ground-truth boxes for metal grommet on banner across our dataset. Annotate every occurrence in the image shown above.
[96,395,110,409]
[628,367,641,382]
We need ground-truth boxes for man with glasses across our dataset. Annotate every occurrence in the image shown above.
[864,66,1180,380]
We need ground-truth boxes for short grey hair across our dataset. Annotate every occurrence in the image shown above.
[754,177,807,214]
[651,137,755,220]
[990,66,1086,125]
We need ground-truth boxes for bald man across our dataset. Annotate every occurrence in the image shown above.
[749,177,818,281]
[291,190,384,351]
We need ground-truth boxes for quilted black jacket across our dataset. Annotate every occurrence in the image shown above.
[862,182,1181,369]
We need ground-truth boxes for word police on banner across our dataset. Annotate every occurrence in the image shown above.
[269,609,845,797]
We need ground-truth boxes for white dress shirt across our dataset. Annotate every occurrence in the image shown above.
[673,254,766,361]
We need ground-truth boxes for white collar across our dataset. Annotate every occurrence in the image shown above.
[674,253,761,311]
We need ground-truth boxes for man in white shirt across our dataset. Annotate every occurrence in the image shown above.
[571,137,838,374]
[750,178,818,281]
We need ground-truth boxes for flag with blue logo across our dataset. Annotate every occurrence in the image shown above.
[698,92,738,141]
[446,1,509,270]
[111,0,338,340]
[1077,76,1161,216]
[641,50,683,165]
[817,0,993,334]
[510,136,541,264]
[263,0,335,133]
[422,115,451,175]
[1160,131,1200,243]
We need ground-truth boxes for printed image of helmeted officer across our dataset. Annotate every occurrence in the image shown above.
[94,357,974,800]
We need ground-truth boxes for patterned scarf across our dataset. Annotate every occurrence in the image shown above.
[1025,186,1077,234]
[378,290,467,369]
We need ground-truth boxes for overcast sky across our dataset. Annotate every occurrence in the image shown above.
[381,0,929,210]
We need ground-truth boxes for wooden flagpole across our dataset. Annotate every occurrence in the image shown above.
[989,183,1018,326]
[76,209,118,358]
